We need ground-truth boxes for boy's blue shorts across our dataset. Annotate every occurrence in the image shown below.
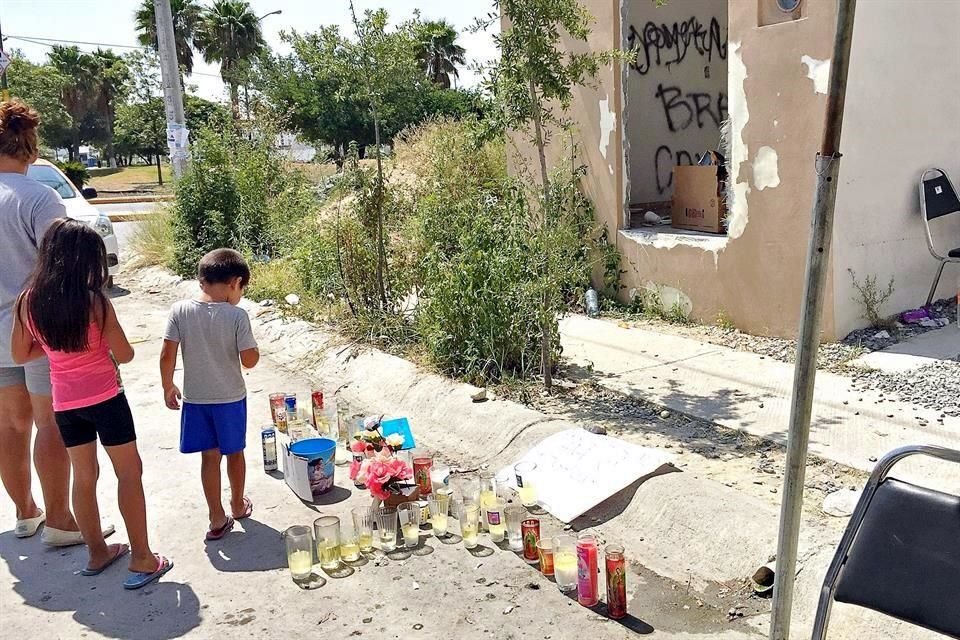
[180,398,247,455]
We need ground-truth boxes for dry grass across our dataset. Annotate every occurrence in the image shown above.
[129,207,175,267]
[89,165,173,195]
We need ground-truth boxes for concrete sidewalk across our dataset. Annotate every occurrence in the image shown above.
[560,315,960,490]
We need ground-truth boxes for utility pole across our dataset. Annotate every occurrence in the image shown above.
[769,1,857,638]
[0,18,10,102]
[153,0,188,177]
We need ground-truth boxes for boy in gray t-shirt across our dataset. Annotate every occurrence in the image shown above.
[160,249,260,541]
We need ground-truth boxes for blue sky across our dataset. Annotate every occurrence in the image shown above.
[2,0,499,101]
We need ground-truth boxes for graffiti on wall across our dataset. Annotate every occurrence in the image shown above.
[654,84,727,132]
[628,14,728,198]
[627,18,727,76]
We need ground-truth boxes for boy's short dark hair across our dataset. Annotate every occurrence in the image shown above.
[198,249,250,287]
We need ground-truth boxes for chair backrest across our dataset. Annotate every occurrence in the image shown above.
[833,477,960,638]
[922,169,960,221]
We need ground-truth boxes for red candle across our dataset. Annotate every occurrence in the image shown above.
[605,544,627,619]
[412,456,433,496]
[521,519,540,564]
[577,533,599,607]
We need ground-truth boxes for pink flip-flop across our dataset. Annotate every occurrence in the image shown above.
[205,517,235,541]
[123,554,173,590]
[233,497,253,520]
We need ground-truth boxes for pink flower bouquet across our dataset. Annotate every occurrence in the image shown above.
[348,416,414,501]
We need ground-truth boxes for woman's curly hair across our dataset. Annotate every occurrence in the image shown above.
[0,99,41,162]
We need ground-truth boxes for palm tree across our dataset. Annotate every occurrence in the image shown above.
[134,0,201,76]
[48,46,98,161]
[91,49,130,168]
[194,0,265,119]
[414,21,466,89]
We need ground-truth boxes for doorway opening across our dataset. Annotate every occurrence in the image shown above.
[623,1,729,235]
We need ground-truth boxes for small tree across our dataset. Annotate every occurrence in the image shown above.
[482,0,620,390]
[347,3,426,309]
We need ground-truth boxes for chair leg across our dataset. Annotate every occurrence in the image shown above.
[926,260,947,307]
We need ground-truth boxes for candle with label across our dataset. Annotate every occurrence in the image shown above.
[479,473,497,532]
[487,498,506,542]
[605,544,627,619]
[522,519,541,565]
[576,533,600,606]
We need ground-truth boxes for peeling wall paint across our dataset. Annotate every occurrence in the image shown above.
[752,146,780,190]
[726,41,750,239]
[801,55,831,95]
[598,97,616,175]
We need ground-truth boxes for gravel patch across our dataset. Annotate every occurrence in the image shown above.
[607,317,864,372]
[600,297,957,374]
[850,359,960,415]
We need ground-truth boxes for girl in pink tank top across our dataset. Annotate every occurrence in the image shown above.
[10,218,171,588]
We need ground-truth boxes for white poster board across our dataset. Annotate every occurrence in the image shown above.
[498,429,673,523]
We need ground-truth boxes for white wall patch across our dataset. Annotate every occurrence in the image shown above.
[753,146,780,191]
[801,55,831,95]
[727,41,751,240]
[598,97,616,174]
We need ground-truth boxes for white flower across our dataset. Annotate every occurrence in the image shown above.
[363,416,380,430]
[385,433,405,448]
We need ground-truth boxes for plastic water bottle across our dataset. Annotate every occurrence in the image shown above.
[585,288,600,317]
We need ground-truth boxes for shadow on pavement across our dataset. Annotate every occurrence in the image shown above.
[203,517,285,572]
[561,589,655,634]
[571,464,680,529]
[0,531,200,639]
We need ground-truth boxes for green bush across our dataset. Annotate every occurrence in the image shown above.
[401,119,595,382]
[167,118,605,385]
[56,161,89,189]
[170,126,315,276]
[416,181,546,381]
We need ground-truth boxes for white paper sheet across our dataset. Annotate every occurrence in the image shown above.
[497,429,673,523]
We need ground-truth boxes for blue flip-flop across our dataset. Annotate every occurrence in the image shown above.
[123,554,173,590]
[80,543,129,576]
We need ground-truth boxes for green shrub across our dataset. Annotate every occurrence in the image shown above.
[56,161,89,189]
[170,126,316,276]
[401,119,596,383]
[416,181,547,382]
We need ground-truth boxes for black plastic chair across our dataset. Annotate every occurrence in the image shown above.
[811,445,960,639]
[920,169,960,306]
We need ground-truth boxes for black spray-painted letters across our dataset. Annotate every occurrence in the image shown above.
[628,17,727,76]
[655,145,694,195]
[655,84,728,132]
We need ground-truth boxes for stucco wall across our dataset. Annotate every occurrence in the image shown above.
[831,0,960,338]
[625,0,728,204]
[504,0,623,240]
[505,0,846,339]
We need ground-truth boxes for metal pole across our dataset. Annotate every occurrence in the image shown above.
[153,0,188,177]
[0,18,10,102]
[769,1,857,638]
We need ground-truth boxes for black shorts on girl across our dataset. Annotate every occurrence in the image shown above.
[55,393,137,448]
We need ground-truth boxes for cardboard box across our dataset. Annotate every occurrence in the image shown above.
[671,165,727,234]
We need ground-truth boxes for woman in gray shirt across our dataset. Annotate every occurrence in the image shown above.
[0,99,81,543]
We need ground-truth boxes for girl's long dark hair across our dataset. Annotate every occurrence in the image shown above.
[20,218,109,352]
